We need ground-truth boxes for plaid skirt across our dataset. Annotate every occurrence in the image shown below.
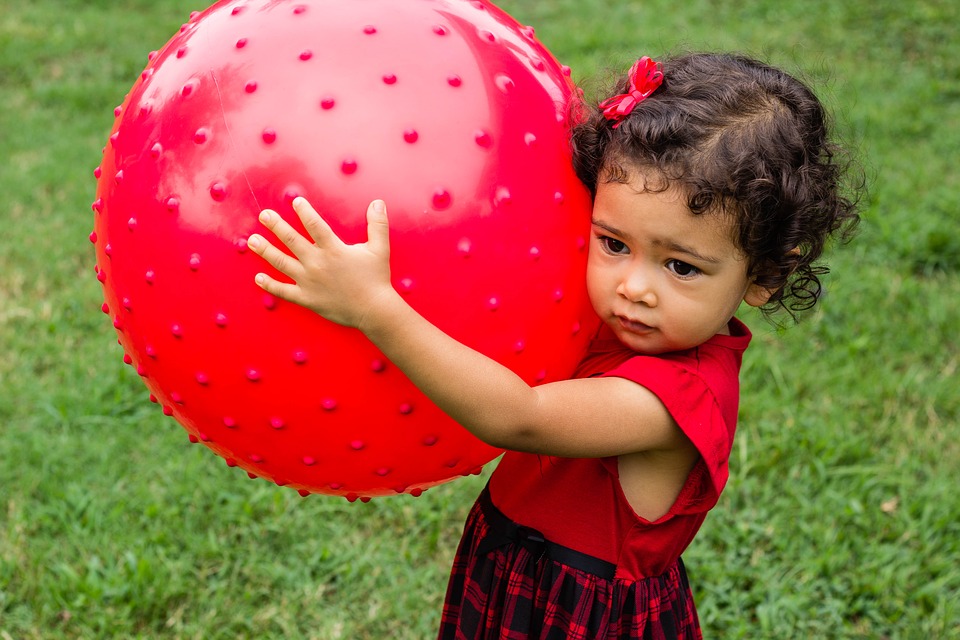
[438,487,702,640]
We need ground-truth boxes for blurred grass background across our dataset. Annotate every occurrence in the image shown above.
[1,0,958,637]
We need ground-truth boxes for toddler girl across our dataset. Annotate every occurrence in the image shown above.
[246,52,860,639]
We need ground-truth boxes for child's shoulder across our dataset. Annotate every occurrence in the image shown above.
[576,318,751,381]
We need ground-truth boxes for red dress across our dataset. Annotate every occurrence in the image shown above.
[438,319,752,639]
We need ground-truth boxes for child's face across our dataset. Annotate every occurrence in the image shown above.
[587,172,770,354]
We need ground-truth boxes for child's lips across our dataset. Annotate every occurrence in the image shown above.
[617,315,655,334]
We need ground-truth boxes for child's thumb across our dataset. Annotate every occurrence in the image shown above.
[365,199,390,256]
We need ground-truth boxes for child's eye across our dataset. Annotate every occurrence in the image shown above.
[599,236,629,255]
[666,259,700,278]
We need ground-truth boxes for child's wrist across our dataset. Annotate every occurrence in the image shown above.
[356,286,405,337]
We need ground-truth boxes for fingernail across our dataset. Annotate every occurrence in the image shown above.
[255,274,265,285]
[372,199,385,213]
[247,235,260,249]
[259,210,271,223]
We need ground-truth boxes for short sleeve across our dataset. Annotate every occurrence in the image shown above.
[600,355,739,507]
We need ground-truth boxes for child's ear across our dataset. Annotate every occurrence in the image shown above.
[743,247,799,307]
[743,282,775,308]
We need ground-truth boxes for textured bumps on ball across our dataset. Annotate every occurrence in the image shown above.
[91,0,598,499]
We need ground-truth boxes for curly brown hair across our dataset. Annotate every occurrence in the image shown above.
[571,52,862,317]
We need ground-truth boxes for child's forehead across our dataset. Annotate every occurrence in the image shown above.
[599,164,686,209]
[603,161,743,221]
[595,177,743,251]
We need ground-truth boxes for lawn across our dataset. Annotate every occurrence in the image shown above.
[1,0,958,638]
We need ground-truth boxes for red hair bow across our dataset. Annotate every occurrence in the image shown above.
[599,57,664,128]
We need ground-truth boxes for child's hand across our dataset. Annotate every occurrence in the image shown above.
[247,197,396,329]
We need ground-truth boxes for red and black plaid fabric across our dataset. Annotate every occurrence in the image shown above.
[438,489,702,640]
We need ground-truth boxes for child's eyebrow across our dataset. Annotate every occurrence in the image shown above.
[591,218,723,265]
[590,218,624,237]
[661,240,723,265]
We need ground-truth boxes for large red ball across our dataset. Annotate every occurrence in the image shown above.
[92,0,598,499]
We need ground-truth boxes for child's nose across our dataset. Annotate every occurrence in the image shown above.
[618,268,658,306]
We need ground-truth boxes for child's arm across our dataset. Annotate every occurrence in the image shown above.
[247,198,687,459]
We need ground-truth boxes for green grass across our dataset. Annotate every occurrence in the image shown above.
[2,0,958,637]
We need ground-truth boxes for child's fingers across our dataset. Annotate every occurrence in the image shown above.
[365,199,390,257]
[258,208,313,259]
[291,197,337,246]
[253,271,303,304]
[247,233,302,280]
